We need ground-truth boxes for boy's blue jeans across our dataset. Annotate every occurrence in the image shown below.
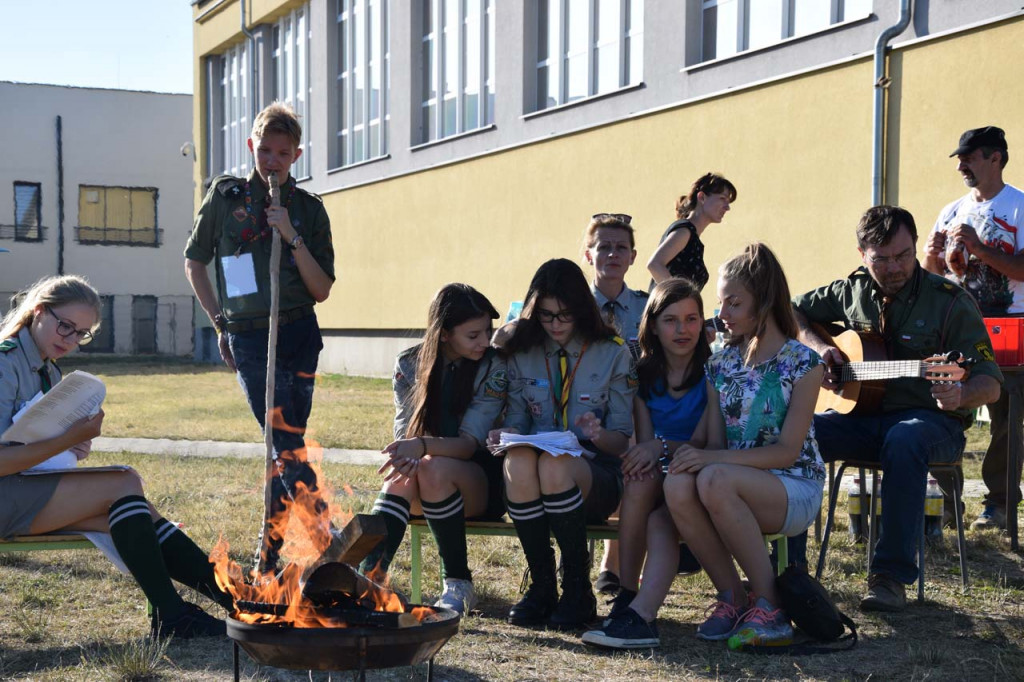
[789,408,965,584]
[228,315,325,569]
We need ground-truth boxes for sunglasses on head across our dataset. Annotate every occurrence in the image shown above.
[592,213,632,224]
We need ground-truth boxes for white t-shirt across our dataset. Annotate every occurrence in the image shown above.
[931,183,1024,314]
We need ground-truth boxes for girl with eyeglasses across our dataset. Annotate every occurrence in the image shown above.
[489,259,637,630]
[0,275,231,638]
[663,244,825,647]
[358,284,507,615]
[647,172,738,290]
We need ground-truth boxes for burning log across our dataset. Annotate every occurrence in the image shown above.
[299,513,387,586]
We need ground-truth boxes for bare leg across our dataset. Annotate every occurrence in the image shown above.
[617,475,662,591]
[28,469,150,534]
[629,506,680,622]
[418,456,489,517]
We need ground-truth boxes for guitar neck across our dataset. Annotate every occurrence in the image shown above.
[840,360,925,382]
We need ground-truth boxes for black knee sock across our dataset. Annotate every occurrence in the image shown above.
[507,497,555,583]
[358,493,411,576]
[154,518,234,611]
[422,490,469,581]
[543,486,589,581]
[108,496,184,618]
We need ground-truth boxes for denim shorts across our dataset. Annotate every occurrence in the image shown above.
[778,473,824,537]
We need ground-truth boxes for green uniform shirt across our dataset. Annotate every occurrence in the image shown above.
[184,170,335,320]
[793,264,1002,425]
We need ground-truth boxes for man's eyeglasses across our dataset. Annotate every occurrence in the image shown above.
[536,309,574,324]
[864,248,915,266]
[48,308,94,345]
[591,213,632,224]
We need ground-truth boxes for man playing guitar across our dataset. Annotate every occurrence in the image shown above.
[789,206,1002,612]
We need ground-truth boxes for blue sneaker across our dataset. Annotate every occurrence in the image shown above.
[970,505,1006,531]
[581,608,660,649]
[695,590,747,641]
[726,597,793,649]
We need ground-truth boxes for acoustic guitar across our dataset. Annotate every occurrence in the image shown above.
[814,328,972,415]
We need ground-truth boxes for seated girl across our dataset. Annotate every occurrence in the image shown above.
[582,277,714,648]
[490,258,636,630]
[0,275,231,638]
[359,284,507,614]
[664,243,825,645]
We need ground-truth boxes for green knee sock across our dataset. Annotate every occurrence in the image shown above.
[108,496,185,618]
[154,518,234,610]
[422,490,469,581]
[358,493,411,576]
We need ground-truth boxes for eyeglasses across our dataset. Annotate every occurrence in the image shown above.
[47,307,94,345]
[864,248,915,266]
[591,213,632,224]
[536,309,574,324]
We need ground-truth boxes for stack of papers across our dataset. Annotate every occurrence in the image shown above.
[489,431,595,459]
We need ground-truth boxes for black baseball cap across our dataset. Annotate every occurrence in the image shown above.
[950,126,1008,157]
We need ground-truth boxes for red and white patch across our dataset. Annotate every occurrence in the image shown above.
[233,206,248,222]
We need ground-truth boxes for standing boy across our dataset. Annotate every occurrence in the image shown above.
[184,102,335,573]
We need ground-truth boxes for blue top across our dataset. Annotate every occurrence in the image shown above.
[645,376,708,442]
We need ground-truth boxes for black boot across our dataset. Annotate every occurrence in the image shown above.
[508,555,558,626]
[548,572,597,630]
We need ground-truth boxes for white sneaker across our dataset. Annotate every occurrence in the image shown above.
[434,578,477,614]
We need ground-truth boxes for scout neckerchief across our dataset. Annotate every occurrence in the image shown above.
[234,176,296,256]
[38,365,52,394]
[545,343,588,429]
[438,361,460,437]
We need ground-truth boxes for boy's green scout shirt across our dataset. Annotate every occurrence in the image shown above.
[393,345,508,444]
[503,335,637,454]
[0,327,62,441]
[184,171,335,320]
[793,264,1002,426]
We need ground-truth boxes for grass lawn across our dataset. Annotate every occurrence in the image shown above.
[0,450,1022,681]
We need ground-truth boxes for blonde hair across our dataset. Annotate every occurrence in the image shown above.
[251,101,302,147]
[719,243,798,365]
[0,275,101,341]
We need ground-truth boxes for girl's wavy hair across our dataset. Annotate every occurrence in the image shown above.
[406,283,499,438]
[676,172,737,220]
[637,278,710,399]
[0,275,101,341]
[499,258,617,355]
[719,243,798,365]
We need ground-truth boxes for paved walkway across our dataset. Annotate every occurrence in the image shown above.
[93,437,1017,499]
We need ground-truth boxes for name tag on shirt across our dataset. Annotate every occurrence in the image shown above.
[221,253,259,298]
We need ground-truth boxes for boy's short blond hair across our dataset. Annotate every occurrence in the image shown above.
[251,101,302,147]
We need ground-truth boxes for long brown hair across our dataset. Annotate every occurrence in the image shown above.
[718,243,798,365]
[406,283,499,437]
[637,278,710,399]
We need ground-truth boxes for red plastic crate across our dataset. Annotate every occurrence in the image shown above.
[985,317,1024,366]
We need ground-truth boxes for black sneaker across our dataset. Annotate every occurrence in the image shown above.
[508,582,558,626]
[581,608,660,649]
[605,587,637,620]
[594,570,620,595]
[548,578,597,630]
[152,602,227,639]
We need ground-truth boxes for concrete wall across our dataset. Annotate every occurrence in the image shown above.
[0,82,196,356]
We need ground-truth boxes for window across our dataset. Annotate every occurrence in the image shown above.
[273,5,312,179]
[536,0,644,111]
[76,186,160,246]
[132,296,157,354]
[701,0,871,61]
[206,41,251,178]
[81,295,114,353]
[420,0,495,143]
[334,0,391,167]
[13,182,42,241]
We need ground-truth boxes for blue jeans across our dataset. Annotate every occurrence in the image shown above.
[228,315,325,568]
[789,409,965,584]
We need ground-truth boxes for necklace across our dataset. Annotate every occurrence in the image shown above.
[234,177,295,256]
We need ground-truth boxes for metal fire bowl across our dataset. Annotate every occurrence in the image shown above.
[227,606,460,672]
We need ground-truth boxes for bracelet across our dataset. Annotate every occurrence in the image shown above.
[289,234,305,251]
[657,435,670,457]
[418,437,427,457]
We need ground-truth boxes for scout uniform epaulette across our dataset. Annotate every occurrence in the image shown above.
[610,335,625,345]
[0,339,17,353]
[212,175,244,198]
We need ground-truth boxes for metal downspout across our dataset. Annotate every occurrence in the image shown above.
[240,0,257,127]
[872,0,913,206]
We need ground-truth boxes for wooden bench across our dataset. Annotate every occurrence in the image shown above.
[407,519,787,603]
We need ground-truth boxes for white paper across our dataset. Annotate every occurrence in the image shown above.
[221,252,259,298]
[488,430,595,459]
[1,371,105,444]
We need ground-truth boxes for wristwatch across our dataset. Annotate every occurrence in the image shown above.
[289,234,305,251]
[213,314,227,333]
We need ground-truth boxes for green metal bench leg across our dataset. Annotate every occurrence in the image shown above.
[410,523,423,604]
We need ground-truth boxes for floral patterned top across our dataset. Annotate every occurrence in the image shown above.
[706,339,825,482]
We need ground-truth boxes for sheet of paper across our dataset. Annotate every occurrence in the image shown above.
[20,465,131,476]
[9,392,78,470]
[221,252,259,298]
[488,430,595,459]
[1,371,105,444]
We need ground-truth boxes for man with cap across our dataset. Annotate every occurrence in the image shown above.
[923,126,1024,531]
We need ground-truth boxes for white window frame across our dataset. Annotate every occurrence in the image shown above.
[420,0,495,143]
[334,0,390,168]
[536,0,643,111]
[700,0,868,61]
[206,42,251,178]
[273,5,312,179]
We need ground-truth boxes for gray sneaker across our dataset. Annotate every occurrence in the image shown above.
[696,590,747,641]
[860,573,906,612]
[434,578,477,614]
[970,505,1007,531]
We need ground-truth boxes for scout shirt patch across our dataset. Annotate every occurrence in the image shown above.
[976,341,996,363]
[232,206,248,222]
[484,369,508,399]
[627,365,640,389]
